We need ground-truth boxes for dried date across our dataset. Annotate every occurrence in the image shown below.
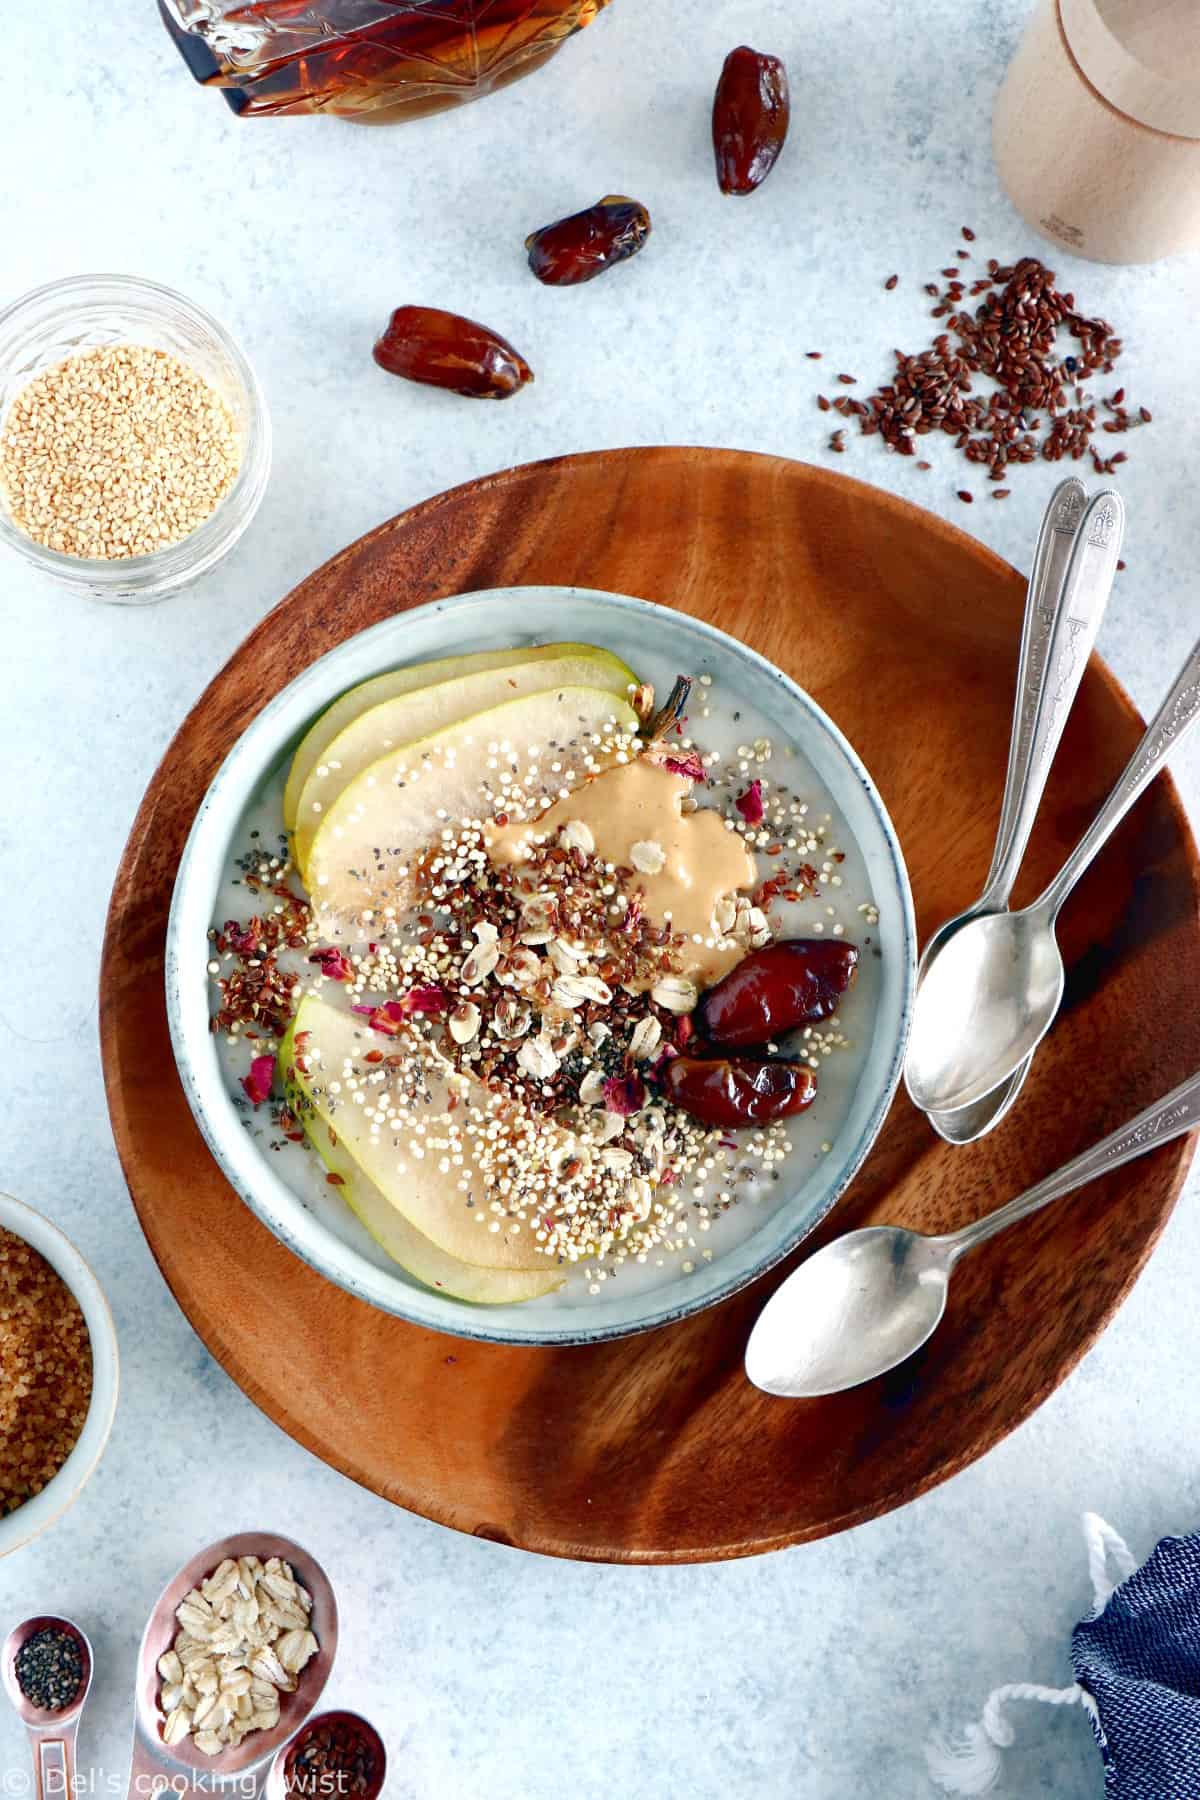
[697,940,858,1048]
[373,306,533,399]
[712,46,790,196]
[662,1053,817,1128]
[525,195,651,286]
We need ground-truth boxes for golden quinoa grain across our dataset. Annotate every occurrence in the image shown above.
[0,1227,93,1516]
[0,343,241,560]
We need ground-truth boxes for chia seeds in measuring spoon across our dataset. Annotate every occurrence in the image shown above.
[15,1628,85,1712]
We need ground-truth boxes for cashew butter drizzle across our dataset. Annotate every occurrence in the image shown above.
[486,757,757,984]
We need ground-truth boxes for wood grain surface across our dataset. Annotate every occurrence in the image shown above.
[99,447,1200,1562]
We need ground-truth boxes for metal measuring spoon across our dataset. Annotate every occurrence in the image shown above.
[907,611,1200,1115]
[747,1066,1200,1397]
[126,1533,338,1798]
[2,1616,94,1800]
[264,1709,387,1800]
[924,482,1122,1141]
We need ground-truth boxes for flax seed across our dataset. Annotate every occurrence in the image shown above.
[839,252,1148,488]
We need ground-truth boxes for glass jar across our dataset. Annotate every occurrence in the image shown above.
[0,276,270,604]
[158,0,612,122]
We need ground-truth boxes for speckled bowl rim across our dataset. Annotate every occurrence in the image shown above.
[165,586,916,1346]
[0,1194,120,1557]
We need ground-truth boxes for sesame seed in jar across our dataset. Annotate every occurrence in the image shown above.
[0,344,241,560]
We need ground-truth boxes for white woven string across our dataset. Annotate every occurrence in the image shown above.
[924,1514,1136,1794]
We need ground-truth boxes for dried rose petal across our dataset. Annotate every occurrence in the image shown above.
[735,779,765,825]
[224,920,260,956]
[406,985,448,1014]
[604,1072,646,1116]
[660,750,707,782]
[357,986,448,1036]
[308,946,354,981]
[241,1054,275,1107]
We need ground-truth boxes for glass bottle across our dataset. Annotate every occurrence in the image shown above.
[158,0,612,122]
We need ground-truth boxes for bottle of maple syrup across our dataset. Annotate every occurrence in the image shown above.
[159,0,611,122]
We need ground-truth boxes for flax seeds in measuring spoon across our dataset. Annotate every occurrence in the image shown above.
[0,343,240,560]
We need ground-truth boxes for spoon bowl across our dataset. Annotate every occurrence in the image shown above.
[905,904,1065,1115]
[745,1227,953,1398]
[927,1054,1032,1144]
[2,1616,93,1728]
[128,1533,338,1793]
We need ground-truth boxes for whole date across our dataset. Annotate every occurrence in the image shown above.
[525,195,652,286]
[697,940,858,1048]
[712,46,790,196]
[372,306,533,399]
[662,1053,817,1129]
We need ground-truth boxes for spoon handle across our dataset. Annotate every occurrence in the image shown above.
[947,1068,1200,1259]
[1038,626,1200,921]
[980,478,1086,904]
[28,1722,80,1800]
[983,488,1123,910]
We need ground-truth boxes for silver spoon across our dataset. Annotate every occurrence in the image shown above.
[747,1066,1200,1397]
[264,1709,387,1800]
[126,1532,338,1798]
[921,478,1101,1142]
[906,586,1200,1118]
[2,1615,94,1800]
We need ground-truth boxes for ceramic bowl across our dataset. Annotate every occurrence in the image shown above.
[166,586,916,1345]
[0,1195,120,1556]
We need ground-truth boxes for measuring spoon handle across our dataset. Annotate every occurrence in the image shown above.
[981,479,1086,900]
[946,1068,1200,1258]
[27,1722,80,1800]
[1038,624,1200,921]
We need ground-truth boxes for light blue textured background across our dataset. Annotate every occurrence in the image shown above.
[3,3,1200,1795]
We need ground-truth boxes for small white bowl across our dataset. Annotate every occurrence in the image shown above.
[166,586,916,1345]
[0,1195,120,1558]
[0,275,270,604]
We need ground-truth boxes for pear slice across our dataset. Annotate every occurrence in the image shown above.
[292,645,637,882]
[278,1012,561,1304]
[283,642,633,832]
[279,995,564,1277]
[308,684,639,926]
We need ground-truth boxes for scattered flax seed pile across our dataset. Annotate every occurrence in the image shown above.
[816,234,1150,501]
[0,344,240,559]
[0,1227,93,1516]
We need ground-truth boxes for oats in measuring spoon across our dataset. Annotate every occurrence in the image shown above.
[157,1554,318,1756]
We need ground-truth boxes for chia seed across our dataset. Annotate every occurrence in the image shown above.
[15,1628,84,1712]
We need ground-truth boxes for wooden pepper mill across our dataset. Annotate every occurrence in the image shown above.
[993,0,1200,264]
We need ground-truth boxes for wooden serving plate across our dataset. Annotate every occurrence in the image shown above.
[101,448,1200,1562]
